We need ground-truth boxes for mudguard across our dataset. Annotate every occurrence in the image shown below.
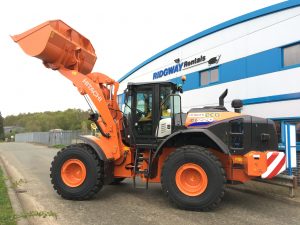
[78,135,108,161]
[153,129,230,158]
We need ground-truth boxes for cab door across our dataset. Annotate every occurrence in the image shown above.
[132,85,157,143]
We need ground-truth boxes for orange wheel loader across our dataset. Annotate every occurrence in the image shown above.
[12,20,286,211]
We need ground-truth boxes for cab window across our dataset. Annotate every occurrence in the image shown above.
[160,86,172,118]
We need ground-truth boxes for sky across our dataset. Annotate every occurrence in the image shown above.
[0,0,284,117]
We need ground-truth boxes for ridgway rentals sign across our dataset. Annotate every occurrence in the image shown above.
[152,55,220,80]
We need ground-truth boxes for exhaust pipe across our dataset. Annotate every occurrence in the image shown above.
[219,89,228,107]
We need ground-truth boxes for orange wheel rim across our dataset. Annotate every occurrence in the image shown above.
[175,163,208,196]
[61,159,87,187]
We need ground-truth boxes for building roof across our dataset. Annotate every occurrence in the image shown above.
[119,0,300,83]
[127,81,175,86]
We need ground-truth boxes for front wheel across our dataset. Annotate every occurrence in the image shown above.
[161,145,226,211]
[50,144,104,200]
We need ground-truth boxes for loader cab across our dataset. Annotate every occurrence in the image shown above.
[122,82,183,146]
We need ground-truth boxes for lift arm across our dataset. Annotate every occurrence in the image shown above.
[58,68,121,138]
[12,20,124,160]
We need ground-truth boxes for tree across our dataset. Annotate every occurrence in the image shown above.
[3,109,91,132]
[81,121,88,135]
[0,112,4,141]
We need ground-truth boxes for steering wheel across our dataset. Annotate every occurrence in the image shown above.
[136,108,147,116]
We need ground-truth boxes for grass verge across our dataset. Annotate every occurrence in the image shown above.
[0,167,16,225]
[51,144,66,149]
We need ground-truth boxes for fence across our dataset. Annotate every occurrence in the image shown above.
[15,130,82,146]
[282,151,300,185]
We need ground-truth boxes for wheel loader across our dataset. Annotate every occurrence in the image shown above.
[12,20,286,211]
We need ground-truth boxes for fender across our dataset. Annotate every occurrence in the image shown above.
[78,135,108,161]
[153,129,230,159]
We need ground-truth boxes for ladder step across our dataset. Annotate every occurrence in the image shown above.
[138,157,149,161]
[133,147,152,189]
[125,164,134,169]
[135,170,148,174]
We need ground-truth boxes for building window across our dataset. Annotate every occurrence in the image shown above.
[283,43,300,67]
[210,68,219,83]
[200,67,219,86]
[201,71,209,86]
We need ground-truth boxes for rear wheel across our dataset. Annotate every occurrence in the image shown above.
[161,145,225,211]
[50,144,104,200]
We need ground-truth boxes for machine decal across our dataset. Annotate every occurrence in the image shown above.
[261,151,286,179]
[188,117,215,127]
[82,78,103,102]
[185,112,239,127]
[188,121,214,127]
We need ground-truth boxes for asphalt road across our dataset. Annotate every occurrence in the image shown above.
[0,142,299,225]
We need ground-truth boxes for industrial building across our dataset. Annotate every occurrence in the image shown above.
[118,1,300,182]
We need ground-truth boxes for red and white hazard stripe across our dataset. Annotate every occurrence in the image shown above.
[261,151,286,179]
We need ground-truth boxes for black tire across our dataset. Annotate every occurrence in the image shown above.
[161,145,226,211]
[109,178,126,185]
[50,143,104,200]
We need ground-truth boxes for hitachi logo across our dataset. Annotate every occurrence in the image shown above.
[82,78,103,102]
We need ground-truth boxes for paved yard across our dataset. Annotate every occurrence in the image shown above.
[0,143,299,225]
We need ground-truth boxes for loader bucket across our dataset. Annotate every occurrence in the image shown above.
[12,20,97,74]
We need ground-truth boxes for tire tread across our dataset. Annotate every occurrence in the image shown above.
[161,145,226,211]
[50,143,104,200]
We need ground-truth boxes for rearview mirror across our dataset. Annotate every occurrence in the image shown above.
[176,84,183,93]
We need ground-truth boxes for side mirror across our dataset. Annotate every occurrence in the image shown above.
[176,84,183,93]
[174,76,186,93]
